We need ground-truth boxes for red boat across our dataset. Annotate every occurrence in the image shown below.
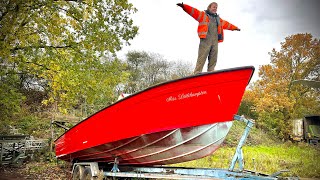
[55,66,254,165]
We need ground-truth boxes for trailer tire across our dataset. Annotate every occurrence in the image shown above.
[83,167,97,180]
[73,165,85,180]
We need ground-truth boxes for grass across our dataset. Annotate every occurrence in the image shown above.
[174,121,320,178]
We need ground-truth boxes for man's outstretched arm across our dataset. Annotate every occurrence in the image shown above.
[220,18,240,31]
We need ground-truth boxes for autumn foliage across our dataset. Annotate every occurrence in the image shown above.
[241,33,320,140]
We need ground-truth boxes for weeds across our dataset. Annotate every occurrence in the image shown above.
[175,143,320,178]
[175,121,320,178]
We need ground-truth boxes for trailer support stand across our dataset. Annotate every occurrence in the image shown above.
[229,115,255,171]
[111,157,120,172]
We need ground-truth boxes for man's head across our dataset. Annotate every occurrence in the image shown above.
[207,2,218,14]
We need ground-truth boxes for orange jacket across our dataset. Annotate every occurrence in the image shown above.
[182,4,238,43]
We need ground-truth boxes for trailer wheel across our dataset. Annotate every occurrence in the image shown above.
[83,167,97,180]
[73,165,85,180]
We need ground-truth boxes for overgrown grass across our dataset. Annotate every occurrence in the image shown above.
[175,143,320,178]
[174,121,320,178]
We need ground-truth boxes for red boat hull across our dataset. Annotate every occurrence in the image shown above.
[55,66,254,165]
[58,121,233,165]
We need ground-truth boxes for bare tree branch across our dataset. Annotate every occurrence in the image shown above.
[11,45,73,52]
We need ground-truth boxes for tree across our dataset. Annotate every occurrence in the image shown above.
[168,60,193,80]
[142,53,170,86]
[0,0,138,118]
[122,51,149,93]
[122,51,192,94]
[246,33,319,139]
[238,90,258,120]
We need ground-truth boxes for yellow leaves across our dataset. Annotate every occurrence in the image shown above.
[254,93,294,114]
[84,0,94,6]
[83,11,90,21]
[42,97,54,106]
[58,107,68,115]
[69,19,81,31]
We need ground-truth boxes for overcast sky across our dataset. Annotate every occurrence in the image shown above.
[118,0,320,82]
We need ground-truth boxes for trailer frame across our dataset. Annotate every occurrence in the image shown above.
[71,115,299,180]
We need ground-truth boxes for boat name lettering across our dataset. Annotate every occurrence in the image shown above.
[166,91,207,102]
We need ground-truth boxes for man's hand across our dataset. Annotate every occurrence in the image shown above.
[177,2,183,8]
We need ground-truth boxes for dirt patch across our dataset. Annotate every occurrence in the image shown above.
[0,162,71,180]
[0,167,26,180]
[0,165,33,180]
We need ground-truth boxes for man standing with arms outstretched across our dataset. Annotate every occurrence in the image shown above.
[177,2,240,74]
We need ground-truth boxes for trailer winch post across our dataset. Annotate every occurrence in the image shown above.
[229,115,255,172]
